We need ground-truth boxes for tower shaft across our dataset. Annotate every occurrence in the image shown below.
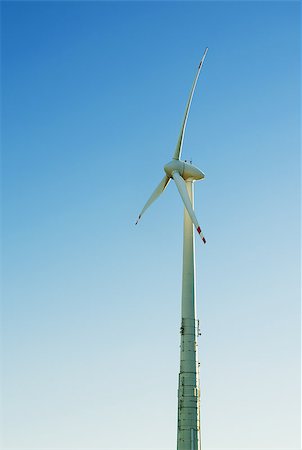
[177,180,201,450]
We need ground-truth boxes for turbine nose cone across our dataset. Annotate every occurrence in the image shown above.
[163,162,171,176]
[164,160,183,177]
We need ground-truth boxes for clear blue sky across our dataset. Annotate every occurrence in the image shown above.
[2,1,300,449]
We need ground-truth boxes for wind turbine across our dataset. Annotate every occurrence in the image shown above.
[136,47,208,450]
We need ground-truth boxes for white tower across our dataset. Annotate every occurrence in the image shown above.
[177,181,201,450]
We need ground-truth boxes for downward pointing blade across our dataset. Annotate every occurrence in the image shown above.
[135,175,170,224]
[173,47,208,161]
[172,171,206,243]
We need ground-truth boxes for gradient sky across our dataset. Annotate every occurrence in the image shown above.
[1,1,301,449]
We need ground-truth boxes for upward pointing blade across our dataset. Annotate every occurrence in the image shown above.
[173,47,208,161]
[172,171,206,243]
[135,175,170,224]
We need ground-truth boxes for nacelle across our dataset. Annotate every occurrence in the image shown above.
[164,159,205,181]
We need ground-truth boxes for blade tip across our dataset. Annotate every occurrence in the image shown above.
[199,47,208,67]
[197,226,206,244]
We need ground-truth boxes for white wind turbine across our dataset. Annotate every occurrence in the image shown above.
[136,48,208,450]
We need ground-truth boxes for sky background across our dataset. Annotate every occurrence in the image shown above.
[1,1,301,449]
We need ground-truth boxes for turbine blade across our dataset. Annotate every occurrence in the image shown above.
[172,171,206,243]
[173,47,208,161]
[135,175,170,224]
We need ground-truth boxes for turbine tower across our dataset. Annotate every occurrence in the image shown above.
[136,48,208,450]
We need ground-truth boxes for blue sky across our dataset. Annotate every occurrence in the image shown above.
[1,1,301,449]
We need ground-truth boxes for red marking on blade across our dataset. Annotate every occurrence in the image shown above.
[202,237,206,244]
[197,227,201,234]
